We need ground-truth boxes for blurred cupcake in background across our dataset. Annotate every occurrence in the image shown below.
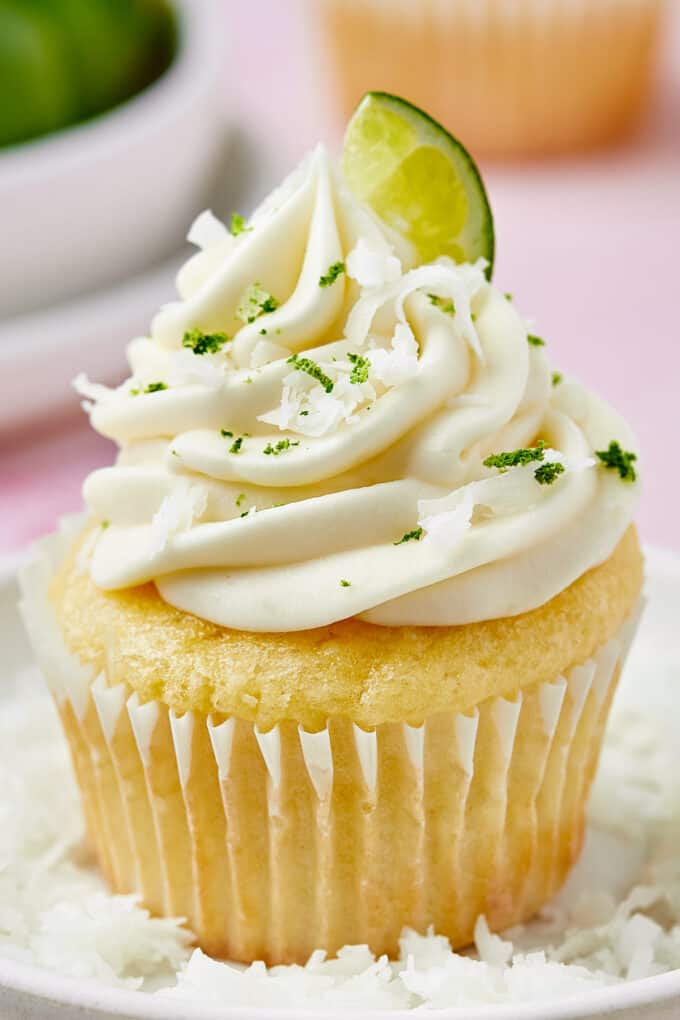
[318,0,668,157]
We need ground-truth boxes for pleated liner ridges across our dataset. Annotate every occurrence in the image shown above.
[19,519,640,965]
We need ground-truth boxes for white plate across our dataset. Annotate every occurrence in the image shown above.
[1,547,680,1019]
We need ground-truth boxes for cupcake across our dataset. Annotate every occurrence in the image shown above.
[317,0,667,157]
[20,94,642,965]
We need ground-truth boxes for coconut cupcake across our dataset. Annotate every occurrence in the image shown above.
[20,94,642,965]
[318,0,667,157]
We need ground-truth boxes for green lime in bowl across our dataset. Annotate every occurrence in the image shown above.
[0,0,176,149]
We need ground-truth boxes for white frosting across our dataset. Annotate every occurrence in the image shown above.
[77,146,639,633]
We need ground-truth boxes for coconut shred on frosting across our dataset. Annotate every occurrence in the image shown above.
[75,146,639,632]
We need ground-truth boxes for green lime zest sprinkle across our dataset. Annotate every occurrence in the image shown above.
[428,293,456,316]
[236,283,279,324]
[394,527,424,545]
[340,579,351,587]
[101,520,110,530]
[527,334,546,347]
[504,292,513,301]
[347,352,371,384]
[534,461,565,486]
[263,438,300,456]
[287,354,334,393]
[235,493,246,507]
[595,441,637,482]
[552,372,563,386]
[130,387,140,396]
[483,440,546,473]
[182,328,230,355]
[319,261,346,288]
[220,429,233,437]
[144,381,167,393]
[240,509,253,518]
[229,437,244,454]
[230,213,251,236]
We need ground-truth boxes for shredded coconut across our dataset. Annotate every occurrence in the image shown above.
[368,322,419,388]
[167,349,228,389]
[543,447,597,474]
[345,238,402,289]
[71,373,119,414]
[257,255,489,441]
[258,360,377,438]
[418,449,596,548]
[418,487,474,551]
[345,256,486,359]
[148,482,207,557]
[186,210,229,249]
[257,325,417,440]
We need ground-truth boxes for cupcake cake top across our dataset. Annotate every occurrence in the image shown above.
[76,94,639,633]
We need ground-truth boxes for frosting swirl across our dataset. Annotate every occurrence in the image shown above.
[77,146,639,632]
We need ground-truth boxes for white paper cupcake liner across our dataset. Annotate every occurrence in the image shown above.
[19,525,641,964]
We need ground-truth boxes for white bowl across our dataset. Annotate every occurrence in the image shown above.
[0,0,224,320]
[0,253,181,432]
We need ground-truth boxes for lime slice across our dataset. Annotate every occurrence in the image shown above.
[342,92,495,277]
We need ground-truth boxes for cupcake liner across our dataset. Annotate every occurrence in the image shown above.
[19,527,641,964]
[318,0,666,156]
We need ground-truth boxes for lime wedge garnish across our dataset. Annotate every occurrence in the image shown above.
[342,92,495,277]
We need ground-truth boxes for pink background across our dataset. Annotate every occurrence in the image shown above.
[1,0,679,554]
